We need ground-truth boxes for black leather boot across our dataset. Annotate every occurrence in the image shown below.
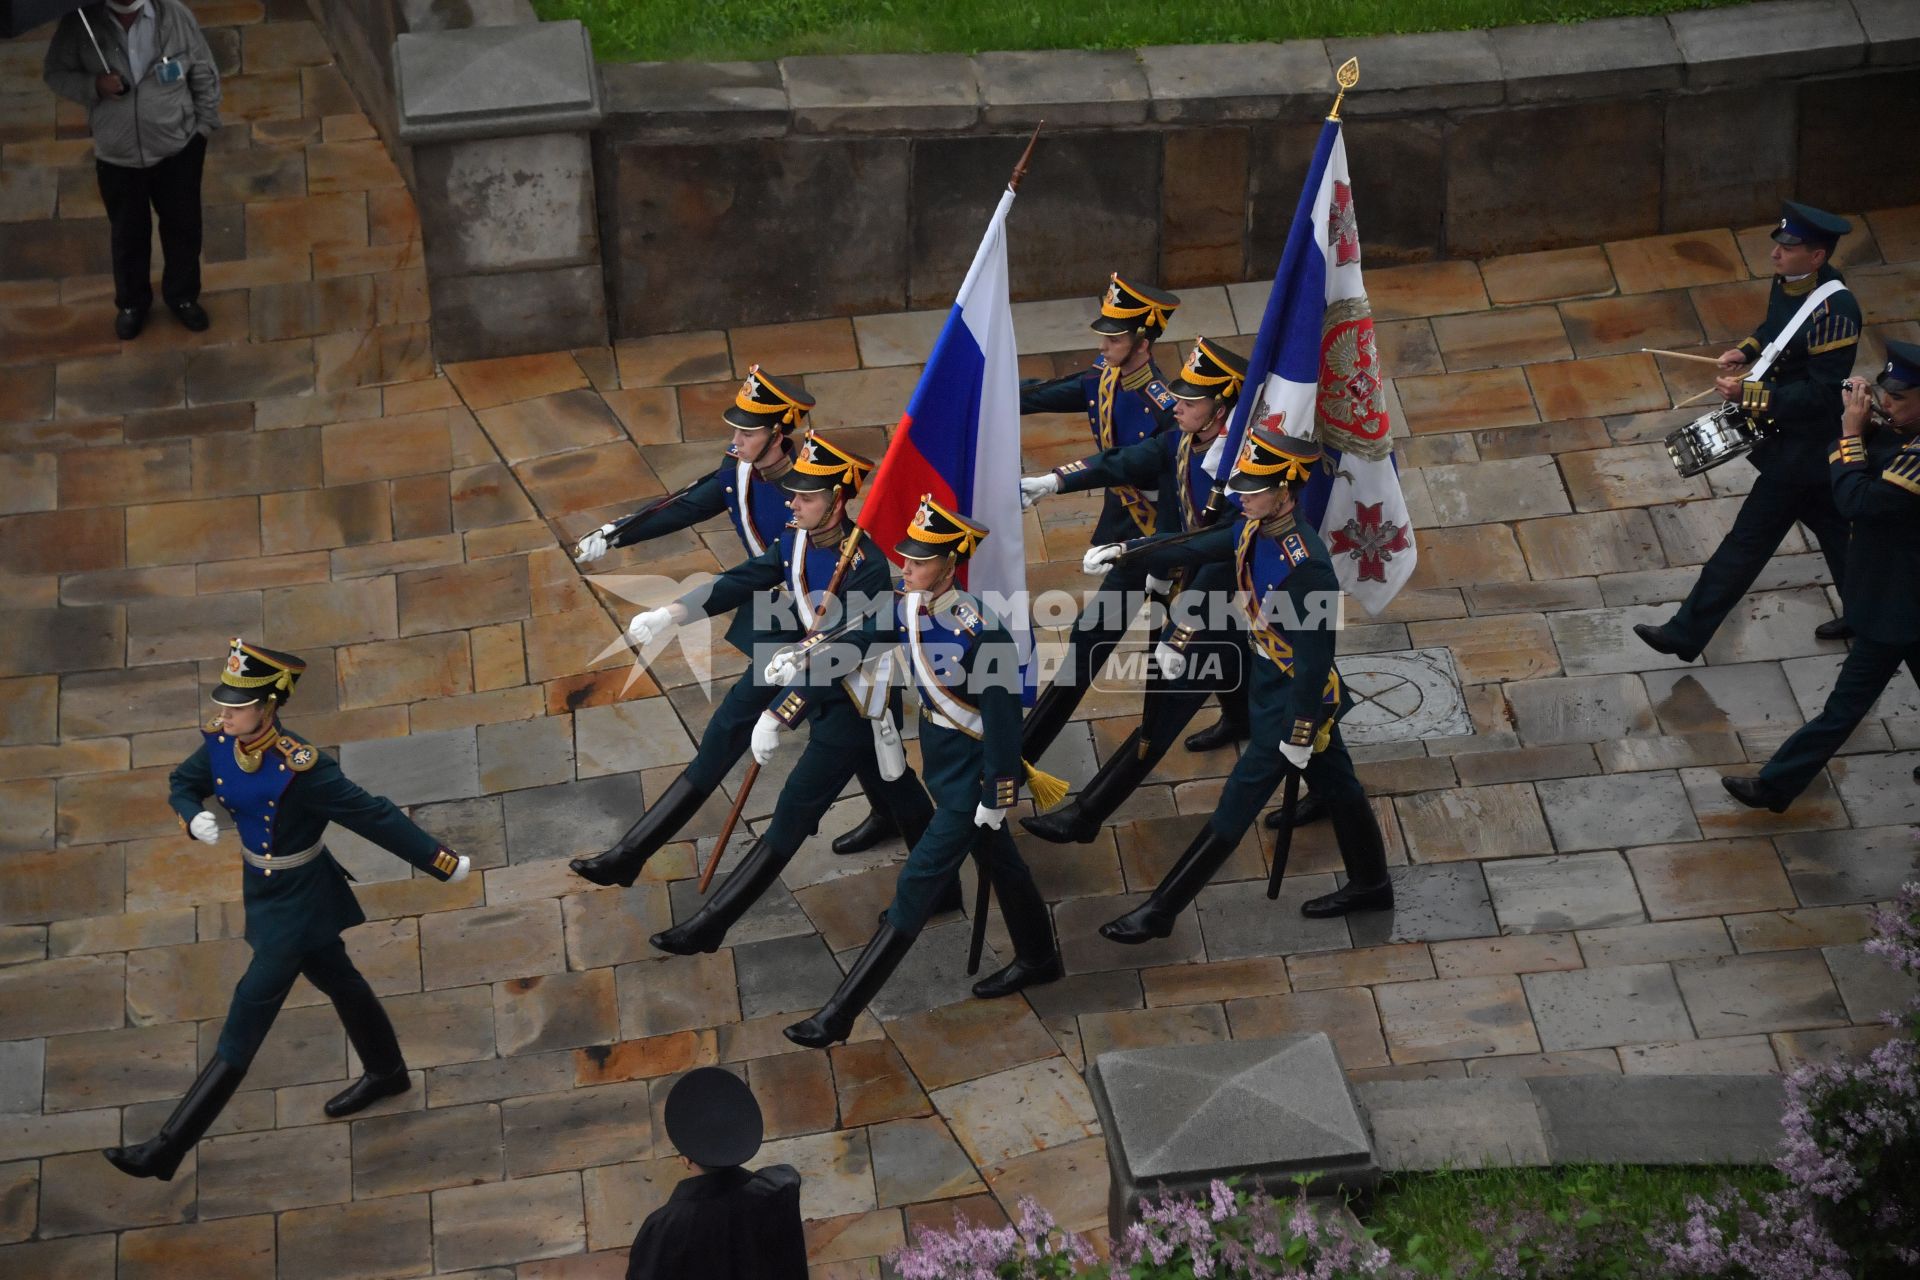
[832,807,898,855]
[326,979,409,1118]
[1302,792,1394,919]
[1184,710,1250,752]
[1722,775,1792,814]
[570,774,708,887]
[104,1056,245,1180]
[1099,825,1239,944]
[652,835,791,955]
[784,920,915,1049]
[1632,622,1700,663]
[971,872,1062,999]
[1813,618,1853,641]
[1020,732,1154,845]
[1019,681,1082,763]
[1263,788,1328,829]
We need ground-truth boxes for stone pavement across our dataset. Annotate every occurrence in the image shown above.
[4,6,1920,1278]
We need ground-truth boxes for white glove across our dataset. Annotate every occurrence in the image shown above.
[1145,573,1172,595]
[751,712,785,765]
[189,811,219,844]
[763,647,801,686]
[872,713,906,782]
[1279,742,1312,771]
[1154,641,1186,681]
[626,606,674,646]
[973,803,1008,830]
[1019,473,1061,510]
[1081,543,1123,576]
[574,522,615,563]
[448,854,472,883]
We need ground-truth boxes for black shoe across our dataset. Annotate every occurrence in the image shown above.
[114,307,146,340]
[1021,730,1155,845]
[104,1056,245,1180]
[1263,788,1328,830]
[784,920,915,1049]
[1632,622,1699,663]
[650,835,790,956]
[570,774,708,887]
[323,1065,410,1118]
[1098,825,1239,945]
[1301,880,1394,918]
[971,953,1064,1000]
[1184,713,1249,753]
[832,807,897,855]
[168,299,210,332]
[1814,618,1853,642]
[1722,775,1791,814]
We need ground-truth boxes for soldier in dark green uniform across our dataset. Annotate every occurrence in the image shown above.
[1098,428,1394,944]
[1725,341,1920,811]
[646,434,943,954]
[568,369,889,885]
[106,640,471,1181]
[1014,276,1217,759]
[1637,202,1863,662]
[1021,339,1277,843]
[764,498,1062,1048]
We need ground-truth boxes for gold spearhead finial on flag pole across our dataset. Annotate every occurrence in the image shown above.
[1329,58,1360,121]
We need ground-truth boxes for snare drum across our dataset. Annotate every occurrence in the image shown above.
[1665,403,1758,477]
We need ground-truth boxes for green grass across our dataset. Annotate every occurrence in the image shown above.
[533,0,1746,64]
[1364,1163,1788,1270]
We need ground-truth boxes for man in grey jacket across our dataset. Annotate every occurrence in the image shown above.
[43,0,221,340]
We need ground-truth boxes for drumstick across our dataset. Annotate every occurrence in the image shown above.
[1642,348,1725,366]
[1672,386,1720,410]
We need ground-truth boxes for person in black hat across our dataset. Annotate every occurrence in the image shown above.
[1724,340,1920,810]
[763,497,1064,1047]
[1636,201,1864,663]
[1013,275,1190,763]
[105,640,473,1181]
[627,1067,808,1280]
[640,433,949,954]
[1095,426,1394,943]
[1018,338,1270,844]
[568,367,892,884]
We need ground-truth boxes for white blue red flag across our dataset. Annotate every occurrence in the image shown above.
[858,186,1032,667]
[1216,119,1416,615]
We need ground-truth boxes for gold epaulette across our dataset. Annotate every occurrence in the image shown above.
[273,735,319,771]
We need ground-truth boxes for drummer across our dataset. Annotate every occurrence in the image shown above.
[1636,202,1862,663]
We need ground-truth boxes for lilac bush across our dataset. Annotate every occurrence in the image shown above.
[891,1197,1097,1280]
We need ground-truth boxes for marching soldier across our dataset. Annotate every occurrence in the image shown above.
[568,369,890,885]
[1013,277,1238,759]
[764,498,1063,1048]
[1637,202,1862,662]
[1725,341,1920,811]
[1097,428,1393,944]
[1020,338,1273,842]
[644,434,945,954]
[626,1067,808,1279]
[106,640,472,1180]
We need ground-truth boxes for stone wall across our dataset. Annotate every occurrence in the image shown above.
[597,0,1920,337]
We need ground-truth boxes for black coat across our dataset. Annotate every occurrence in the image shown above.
[625,1164,809,1280]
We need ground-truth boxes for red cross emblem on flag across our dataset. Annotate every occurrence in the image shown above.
[1328,502,1410,583]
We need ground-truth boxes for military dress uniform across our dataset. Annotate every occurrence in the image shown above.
[105,641,469,1182]
[1728,340,1920,811]
[1099,430,1393,945]
[627,1068,808,1280]
[1023,339,1259,845]
[568,373,890,885]
[775,499,1061,1048]
[1639,203,1862,662]
[647,436,941,956]
[1016,275,1182,757]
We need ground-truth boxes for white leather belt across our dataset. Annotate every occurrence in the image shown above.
[244,836,322,873]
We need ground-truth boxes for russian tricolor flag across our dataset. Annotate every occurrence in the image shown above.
[859,186,1032,669]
